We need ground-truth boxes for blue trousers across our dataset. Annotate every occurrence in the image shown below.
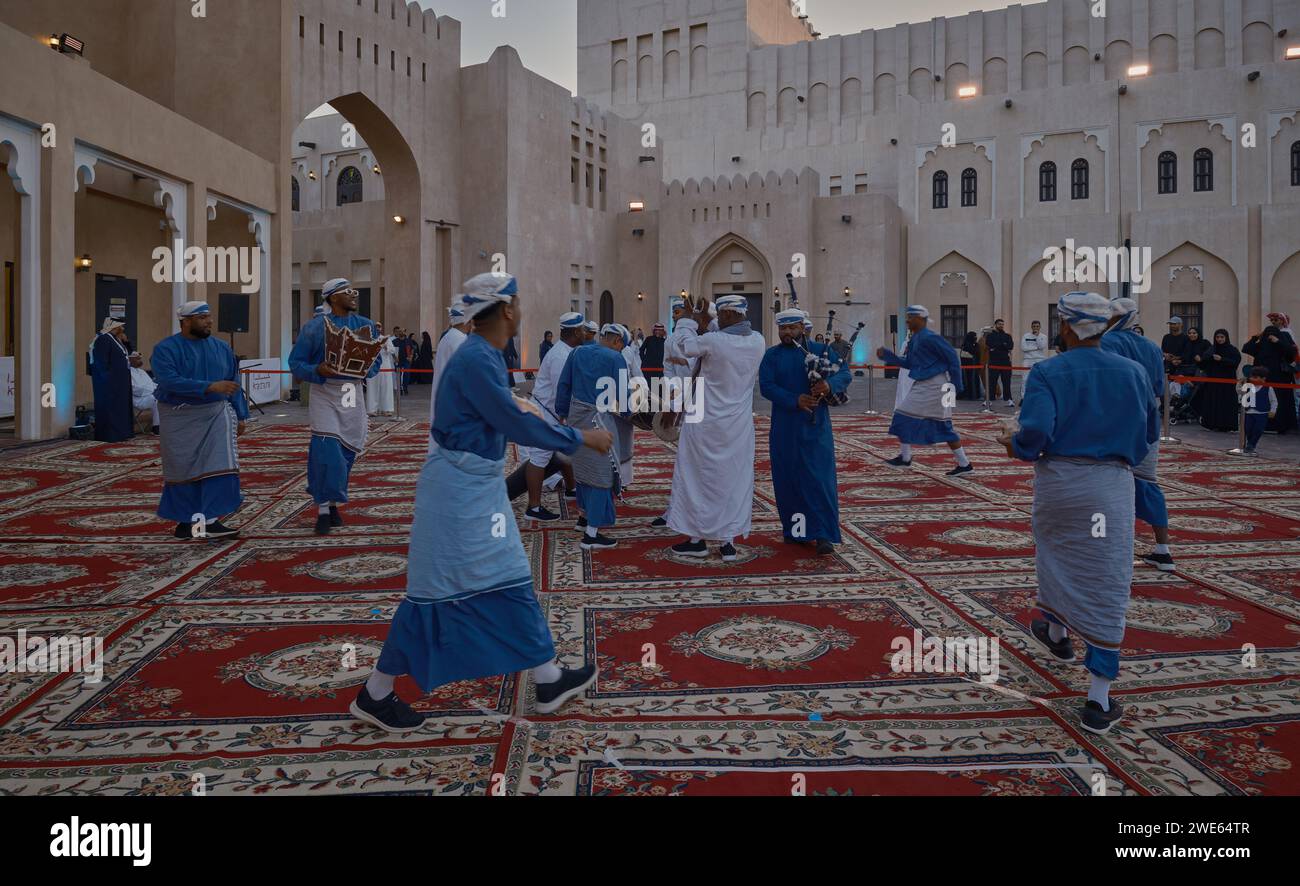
[158,474,242,523]
[1245,413,1268,450]
[307,436,358,505]
[576,484,616,528]
[1043,610,1120,680]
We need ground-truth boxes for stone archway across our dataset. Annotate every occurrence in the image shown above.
[915,251,996,348]
[690,233,773,339]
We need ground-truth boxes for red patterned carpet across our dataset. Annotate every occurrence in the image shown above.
[1,413,1298,796]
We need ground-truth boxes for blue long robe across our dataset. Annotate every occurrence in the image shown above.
[555,342,629,527]
[759,341,851,544]
[151,334,249,522]
[377,334,585,691]
[1100,328,1170,529]
[880,328,964,445]
[288,313,381,504]
[91,333,134,442]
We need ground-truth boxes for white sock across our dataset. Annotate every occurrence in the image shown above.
[899,444,913,461]
[1088,673,1112,711]
[318,504,331,516]
[365,670,396,701]
[533,662,562,684]
[690,537,702,545]
[1048,622,1068,643]
[953,447,971,468]
[1154,544,1170,555]
[585,525,598,538]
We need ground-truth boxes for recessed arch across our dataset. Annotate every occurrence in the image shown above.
[690,232,774,339]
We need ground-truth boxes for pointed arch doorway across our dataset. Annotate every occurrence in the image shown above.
[690,233,773,339]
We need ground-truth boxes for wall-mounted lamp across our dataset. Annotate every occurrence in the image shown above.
[731,156,742,164]
[631,228,645,237]
[372,164,382,174]
[890,138,898,146]
[1286,46,1300,60]
[75,254,93,273]
[841,215,853,224]
[1127,63,1150,77]
[392,215,405,224]
[1005,99,1014,109]
[49,33,84,55]
[957,85,978,98]
[1118,84,1129,95]
[637,291,645,301]
[307,170,317,181]
[629,201,645,212]
[843,287,853,304]
[680,289,688,300]
[638,155,657,163]
[1247,70,1261,82]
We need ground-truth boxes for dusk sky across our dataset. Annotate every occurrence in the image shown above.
[417,0,1018,95]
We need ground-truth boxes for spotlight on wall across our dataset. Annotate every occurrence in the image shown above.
[797,95,806,103]
[731,155,742,163]
[680,289,688,300]
[631,228,645,237]
[50,33,84,55]
[392,215,405,224]
[1118,84,1129,95]
[1286,46,1300,60]
[1094,52,1102,61]
[1247,70,1261,81]
[843,287,852,304]
[629,200,645,212]
[307,170,317,181]
[1278,29,1287,38]
[841,215,853,224]
[1004,99,1014,109]
[958,85,978,98]
[1127,63,1150,77]
[637,291,645,301]
[372,163,382,174]
[934,74,942,82]
[890,138,898,146]
[638,155,656,163]
[75,254,93,273]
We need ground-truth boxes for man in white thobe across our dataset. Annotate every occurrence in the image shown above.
[520,312,584,522]
[428,301,472,447]
[129,352,160,433]
[367,324,398,417]
[663,294,766,562]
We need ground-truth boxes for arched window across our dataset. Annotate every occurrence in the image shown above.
[291,176,300,212]
[960,168,977,207]
[1193,148,1214,192]
[1157,151,1177,194]
[1071,159,1090,200]
[1038,161,1057,202]
[932,171,949,209]
[1293,141,1300,187]
[336,166,363,206]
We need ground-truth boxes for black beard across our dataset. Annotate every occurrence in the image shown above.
[193,327,212,339]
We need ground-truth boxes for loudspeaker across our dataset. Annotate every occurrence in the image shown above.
[889,315,899,335]
[218,293,250,334]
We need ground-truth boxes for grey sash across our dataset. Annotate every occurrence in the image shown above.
[159,401,239,485]
[308,380,369,453]
[897,373,953,421]
[568,399,619,490]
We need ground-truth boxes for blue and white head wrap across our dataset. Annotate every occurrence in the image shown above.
[716,295,748,316]
[1058,291,1113,339]
[177,301,211,319]
[313,304,329,317]
[459,273,519,321]
[601,323,631,347]
[448,301,467,324]
[584,320,599,334]
[804,319,814,333]
[559,312,585,329]
[322,278,353,301]
[1109,297,1140,333]
[905,305,930,319]
[775,309,807,327]
[670,297,687,313]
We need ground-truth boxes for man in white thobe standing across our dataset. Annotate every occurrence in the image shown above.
[663,294,766,562]
[520,311,585,522]
[428,301,472,446]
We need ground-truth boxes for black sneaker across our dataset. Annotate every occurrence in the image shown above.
[526,506,561,523]
[885,456,913,468]
[815,540,835,556]
[314,514,332,536]
[349,687,426,733]
[564,487,578,499]
[671,540,709,558]
[581,533,618,550]
[205,521,240,539]
[329,506,344,528]
[1141,552,1176,573]
[535,664,598,714]
[1080,699,1124,735]
[946,464,974,477]
[650,516,668,528]
[576,516,588,531]
[719,543,738,562]
[174,522,194,540]
[1029,619,1075,662]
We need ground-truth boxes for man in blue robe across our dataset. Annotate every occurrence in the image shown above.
[556,323,631,551]
[1101,298,1175,573]
[760,310,851,556]
[998,291,1159,735]
[876,306,973,476]
[289,278,382,536]
[90,318,134,443]
[352,273,613,732]
[152,301,249,540]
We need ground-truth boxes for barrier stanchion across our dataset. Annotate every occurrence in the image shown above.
[1227,386,1250,456]
[393,369,402,419]
[1159,382,1180,445]
[980,364,995,414]
[864,365,880,416]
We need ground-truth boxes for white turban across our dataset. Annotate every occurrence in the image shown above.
[905,305,930,319]
[559,312,585,329]
[775,309,807,326]
[584,320,599,333]
[716,295,748,315]
[322,278,352,300]
[601,323,631,347]
[1058,291,1113,339]
[176,301,210,319]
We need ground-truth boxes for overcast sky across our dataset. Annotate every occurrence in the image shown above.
[417,0,1015,95]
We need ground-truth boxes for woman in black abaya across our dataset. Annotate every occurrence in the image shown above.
[1192,329,1240,432]
[1243,326,1298,435]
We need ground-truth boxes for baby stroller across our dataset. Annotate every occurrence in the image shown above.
[1167,383,1200,426]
